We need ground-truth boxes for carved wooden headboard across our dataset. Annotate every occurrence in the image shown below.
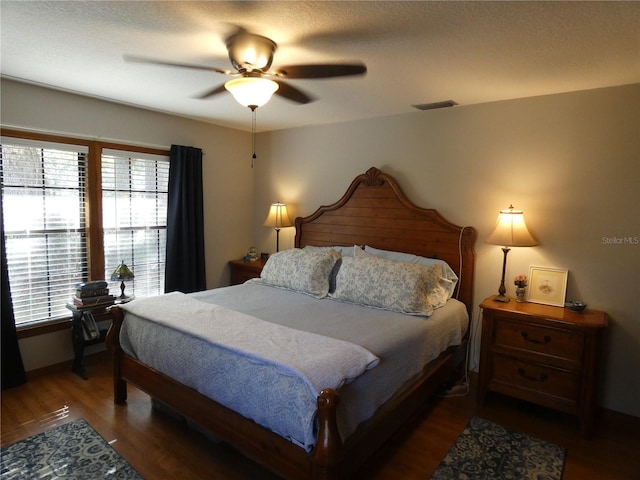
[295,167,476,315]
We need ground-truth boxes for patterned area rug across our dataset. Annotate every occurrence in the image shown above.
[0,418,142,479]
[430,416,566,480]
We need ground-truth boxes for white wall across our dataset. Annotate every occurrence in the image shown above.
[1,78,255,370]
[253,84,640,418]
[3,79,638,419]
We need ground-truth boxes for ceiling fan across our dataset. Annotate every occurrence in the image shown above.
[125,28,367,110]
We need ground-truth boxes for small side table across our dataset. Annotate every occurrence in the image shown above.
[66,302,114,379]
[228,258,266,285]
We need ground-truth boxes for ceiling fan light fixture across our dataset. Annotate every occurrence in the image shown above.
[224,77,279,109]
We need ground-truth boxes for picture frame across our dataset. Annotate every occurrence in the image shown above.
[526,266,568,307]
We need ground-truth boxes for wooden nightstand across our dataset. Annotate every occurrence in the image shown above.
[477,297,607,438]
[228,258,266,285]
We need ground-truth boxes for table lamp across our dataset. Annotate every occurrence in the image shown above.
[486,205,537,302]
[110,260,134,299]
[263,202,293,252]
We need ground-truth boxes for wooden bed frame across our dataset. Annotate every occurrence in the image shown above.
[107,167,476,480]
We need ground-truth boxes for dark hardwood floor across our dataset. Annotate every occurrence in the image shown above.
[2,351,638,479]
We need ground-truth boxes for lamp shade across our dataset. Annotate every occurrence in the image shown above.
[486,205,537,247]
[225,77,279,109]
[263,203,293,229]
[110,260,134,281]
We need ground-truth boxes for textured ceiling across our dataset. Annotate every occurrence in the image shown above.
[1,1,639,132]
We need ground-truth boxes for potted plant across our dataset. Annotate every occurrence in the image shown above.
[514,275,528,302]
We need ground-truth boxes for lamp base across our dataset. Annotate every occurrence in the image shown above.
[493,294,510,303]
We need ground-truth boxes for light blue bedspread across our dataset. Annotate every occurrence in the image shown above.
[119,284,468,452]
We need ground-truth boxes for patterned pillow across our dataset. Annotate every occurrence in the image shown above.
[303,245,358,257]
[332,248,446,316]
[260,248,340,298]
[364,245,458,298]
[303,245,362,292]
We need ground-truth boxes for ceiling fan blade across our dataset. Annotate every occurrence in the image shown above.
[272,63,366,79]
[124,55,232,75]
[194,84,228,99]
[274,81,315,104]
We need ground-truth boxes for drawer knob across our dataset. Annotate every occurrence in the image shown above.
[521,331,551,345]
[518,367,548,382]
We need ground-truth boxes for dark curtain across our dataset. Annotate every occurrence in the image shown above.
[1,192,27,390]
[165,145,206,293]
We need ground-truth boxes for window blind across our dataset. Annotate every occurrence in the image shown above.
[101,149,169,299]
[0,138,89,326]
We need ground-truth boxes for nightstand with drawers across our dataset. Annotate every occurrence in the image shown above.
[228,258,266,285]
[477,297,607,438]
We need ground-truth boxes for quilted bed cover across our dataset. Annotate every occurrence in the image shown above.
[118,281,468,451]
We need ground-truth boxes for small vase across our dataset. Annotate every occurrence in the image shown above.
[515,287,526,303]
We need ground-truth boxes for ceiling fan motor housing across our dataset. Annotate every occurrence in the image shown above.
[226,32,276,73]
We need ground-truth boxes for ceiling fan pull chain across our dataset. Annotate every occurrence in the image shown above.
[251,106,257,167]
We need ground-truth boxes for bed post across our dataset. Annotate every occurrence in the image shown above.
[106,306,128,404]
[311,389,342,479]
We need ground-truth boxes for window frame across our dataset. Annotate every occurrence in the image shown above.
[1,128,169,338]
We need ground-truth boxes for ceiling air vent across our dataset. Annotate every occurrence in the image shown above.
[412,100,458,111]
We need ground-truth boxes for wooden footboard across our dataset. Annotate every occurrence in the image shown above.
[107,306,342,479]
[107,306,464,479]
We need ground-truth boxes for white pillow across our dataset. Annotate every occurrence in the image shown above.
[260,248,340,298]
[331,248,445,316]
[364,245,458,298]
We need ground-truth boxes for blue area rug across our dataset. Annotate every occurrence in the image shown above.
[430,416,566,480]
[0,418,142,479]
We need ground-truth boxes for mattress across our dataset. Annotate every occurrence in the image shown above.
[119,281,468,451]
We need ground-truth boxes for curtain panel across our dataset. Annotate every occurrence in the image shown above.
[1,193,27,390]
[165,145,206,293]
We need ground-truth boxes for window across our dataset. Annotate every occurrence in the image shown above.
[0,138,89,326]
[102,150,169,299]
[0,132,169,328]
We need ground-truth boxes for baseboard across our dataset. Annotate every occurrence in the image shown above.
[26,350,110,379]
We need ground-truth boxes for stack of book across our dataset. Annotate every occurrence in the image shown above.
[72,280,115,309]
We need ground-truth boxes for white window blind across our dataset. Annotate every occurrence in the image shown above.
[0,138,89,326]
[101,149,169,299]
